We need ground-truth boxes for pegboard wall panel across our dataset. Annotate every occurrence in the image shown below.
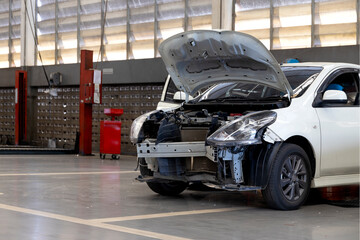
[34,84,163,154]
[0,88,15,145]
[92,85,163,154]
[35,87,80,148]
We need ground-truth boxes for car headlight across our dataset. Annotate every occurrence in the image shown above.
[207,111,277,147]
[130,110,158,144]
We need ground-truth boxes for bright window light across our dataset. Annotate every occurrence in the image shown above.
[106,50,127,60]
[318,35,356,46]
[13,45,21,53]
[259,39,270,49]
[278,15,311,27]
[38,44,55,51]
[37,13,42,22]
[13,59,20,67]
[159,27,184,40]
[278,36,311,49]
[59,55,77,63]
[0,61,9,68]
[0,46,9,55]
[318,10,357,25]
[235,18,270,30]
[61,39,77,49]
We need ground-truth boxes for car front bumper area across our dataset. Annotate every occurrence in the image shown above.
[136,141,265,191]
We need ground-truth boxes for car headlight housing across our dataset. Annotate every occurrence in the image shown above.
[130,110,158,144]
[207,111,277,147]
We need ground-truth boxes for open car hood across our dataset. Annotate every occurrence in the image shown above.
[159,30,293,96]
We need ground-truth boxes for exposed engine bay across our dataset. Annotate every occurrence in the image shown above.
[134,101,286,191]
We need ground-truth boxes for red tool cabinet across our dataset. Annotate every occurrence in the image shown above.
[100,108,123,160]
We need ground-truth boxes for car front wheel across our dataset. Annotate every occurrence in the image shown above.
[262,143,311,210]
[146,181,188,196]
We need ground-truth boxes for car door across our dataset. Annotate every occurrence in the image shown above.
[314,68,360,176]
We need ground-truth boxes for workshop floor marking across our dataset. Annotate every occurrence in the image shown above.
[0,171,136,177]
[90,207,244,222]
[0,203,191,240]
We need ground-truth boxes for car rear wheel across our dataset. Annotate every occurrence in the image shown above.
[146,181,188,196]
[262,143,311,210]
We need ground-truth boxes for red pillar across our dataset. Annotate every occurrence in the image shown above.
[15,70,27,145]
[79,50,94,155]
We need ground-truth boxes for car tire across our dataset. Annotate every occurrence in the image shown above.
[139,158,188,196]
[146,181,188,196]
[262,143,311,210]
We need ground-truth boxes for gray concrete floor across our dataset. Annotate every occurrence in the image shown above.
[0,154,358,240]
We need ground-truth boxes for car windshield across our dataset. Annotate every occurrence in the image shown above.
[195,66,323,102]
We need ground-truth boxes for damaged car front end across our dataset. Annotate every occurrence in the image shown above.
[132,108,282,191]
[130,30,320,210]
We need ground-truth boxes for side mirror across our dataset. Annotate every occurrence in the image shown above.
[322,90,347,104]
[173,91,194,102]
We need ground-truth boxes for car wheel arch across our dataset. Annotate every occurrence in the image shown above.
[257,136,315,189]
[284,135,316,179]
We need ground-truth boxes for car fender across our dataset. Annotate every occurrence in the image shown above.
[264,98,321,178]
[252,142,283,189]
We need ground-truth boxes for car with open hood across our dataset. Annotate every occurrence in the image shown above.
[130,30,360,210]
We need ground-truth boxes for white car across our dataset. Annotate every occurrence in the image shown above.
[130,30,360,210]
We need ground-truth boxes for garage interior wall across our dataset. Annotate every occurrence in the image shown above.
[0,0,359,154]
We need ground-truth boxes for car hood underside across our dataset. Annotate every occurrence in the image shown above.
[159,30,293,96]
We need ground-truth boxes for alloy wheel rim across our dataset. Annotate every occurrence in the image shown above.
[280,154,307,201]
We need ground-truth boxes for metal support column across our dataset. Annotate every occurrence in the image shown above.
[79,50,94,155]
[20,0,26,67]
[100,0,105,62]
[311,0,315,47]
[21,0,36,67]
[357,0,359,45]
[357,0,360,64]
[9,0,13,68]
[211,0,221,29]
[55,0,59,64]
[270,0,274,50]
[231,0,235,31]
[126,0,131,59]
[77,0,80,63]
[184,0,189,31]
[222,0,234,30]
[154,0,158,57]
[35,0,39,65]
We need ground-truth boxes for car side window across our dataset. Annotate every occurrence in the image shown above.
[323,72,359,106]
